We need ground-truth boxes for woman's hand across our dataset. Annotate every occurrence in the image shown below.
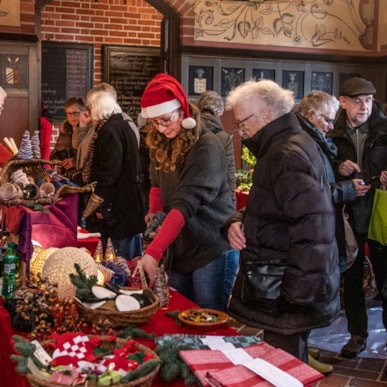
[227,221,246,250]
[132,254,159,288]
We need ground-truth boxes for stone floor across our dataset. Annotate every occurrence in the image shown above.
[227,318,387,387]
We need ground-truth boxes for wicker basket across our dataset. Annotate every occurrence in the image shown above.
[75,288,160,328]
[0,158,95,206]
[26,335,160,387]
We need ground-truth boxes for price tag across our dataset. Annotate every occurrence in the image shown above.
[31,339,52,366]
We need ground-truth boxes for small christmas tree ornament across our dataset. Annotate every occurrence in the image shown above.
[93,240,103,263]
[104,238,116,262]
[18,130,33,160]
[153,264,169,308]
[31,131,41,158]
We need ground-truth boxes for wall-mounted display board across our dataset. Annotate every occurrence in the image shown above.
[42,42,93,121]
[103,45,160,119]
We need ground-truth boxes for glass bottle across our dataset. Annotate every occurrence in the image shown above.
[2,242,19,299]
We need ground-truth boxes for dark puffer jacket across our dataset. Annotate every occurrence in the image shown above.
[328,103,387,233]
[227,112,341,335]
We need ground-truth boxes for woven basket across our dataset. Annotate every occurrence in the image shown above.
[0,158,60,184]
[0,158,95,206]
[26,335,160,387]
[75,288,160,328]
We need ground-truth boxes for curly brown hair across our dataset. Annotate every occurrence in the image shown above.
[145,104,201,173]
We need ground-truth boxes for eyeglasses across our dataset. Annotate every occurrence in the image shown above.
[148,109,180,128]
[66,111,81,117]
[319,114,335,126]
[236,114,256,129]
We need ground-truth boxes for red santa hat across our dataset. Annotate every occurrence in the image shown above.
[140,73,196,129]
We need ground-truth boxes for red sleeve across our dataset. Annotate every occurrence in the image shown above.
[149,186,163,213]
[145,208,185,261]
[0,143,13,167]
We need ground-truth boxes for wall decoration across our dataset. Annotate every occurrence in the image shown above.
[252,69,275,81]
[311,72,333,94]
[0,54,28,89]
[188,66,213,96]
[103,45,160,119]
[339,73,361,88]
[0,0,20,27]
[282,70,304,100]
[42,42,93,121]
[193,0,373,52]
[221,67,245,97]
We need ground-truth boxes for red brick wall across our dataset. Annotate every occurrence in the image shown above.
[40,0,162,84]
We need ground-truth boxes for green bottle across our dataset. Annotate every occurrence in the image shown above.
[2,242,19,299]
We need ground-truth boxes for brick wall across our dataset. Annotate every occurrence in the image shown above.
[40,0,162,84]
[38,0,162,147]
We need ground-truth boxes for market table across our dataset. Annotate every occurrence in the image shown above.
[0,288,239,387]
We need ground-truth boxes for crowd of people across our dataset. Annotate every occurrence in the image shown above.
[11,73,386,370]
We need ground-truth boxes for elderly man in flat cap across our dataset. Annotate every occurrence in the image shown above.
[328,77,387,358]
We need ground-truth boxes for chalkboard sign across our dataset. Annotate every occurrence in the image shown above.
[103,45,160,119]
[42,42,93,121]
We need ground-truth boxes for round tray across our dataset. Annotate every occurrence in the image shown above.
[178,308,229,330]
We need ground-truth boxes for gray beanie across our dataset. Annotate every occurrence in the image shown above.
[197,90,224,117]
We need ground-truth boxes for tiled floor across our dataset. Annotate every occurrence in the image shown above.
[228,318,387,386]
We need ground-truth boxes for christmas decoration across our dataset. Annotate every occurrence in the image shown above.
[104,238,115,262]
[31,130,41,158]
[18,130,33,160]
[153,264,169,308]
[93,240,103,263]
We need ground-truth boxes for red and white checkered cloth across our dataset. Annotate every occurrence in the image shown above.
[179,342,324,387]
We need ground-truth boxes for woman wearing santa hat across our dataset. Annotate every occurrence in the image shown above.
[137,73,238,312]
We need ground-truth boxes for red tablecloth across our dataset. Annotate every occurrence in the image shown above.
[0,288,238,387]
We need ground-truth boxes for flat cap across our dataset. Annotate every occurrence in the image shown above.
[340,77,376,97]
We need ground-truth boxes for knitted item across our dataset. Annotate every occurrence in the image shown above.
[18,130,33,160]
[31,131,41,158]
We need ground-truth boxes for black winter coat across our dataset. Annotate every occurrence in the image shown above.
[227,112,341,335]
[328,103,387,233]
[88,114,146,239]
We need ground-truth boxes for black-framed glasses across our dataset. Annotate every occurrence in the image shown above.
[66,111,81,116]
[148,109,180,128]
[236,114,256,129]
[319,114,335,126]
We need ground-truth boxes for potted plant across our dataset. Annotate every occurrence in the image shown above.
[235,146,256,209]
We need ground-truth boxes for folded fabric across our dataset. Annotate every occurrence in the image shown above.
[156,334,263,349]
[179,342,323,387]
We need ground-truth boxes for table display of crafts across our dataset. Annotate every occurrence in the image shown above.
[11,333,161,387]
[0,132,94,207]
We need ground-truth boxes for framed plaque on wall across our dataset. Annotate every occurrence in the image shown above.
[42,42,93,121]
[103,45,161,119]
[188,65,213,96]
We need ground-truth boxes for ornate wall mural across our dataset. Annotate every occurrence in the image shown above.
[188,0,374,52]
[0,0,20,27]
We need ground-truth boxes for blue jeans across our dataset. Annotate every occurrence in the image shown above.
[168,249,239,312]
[103,233,143,261]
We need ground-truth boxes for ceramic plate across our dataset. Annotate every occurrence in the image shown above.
[177,308,229,329]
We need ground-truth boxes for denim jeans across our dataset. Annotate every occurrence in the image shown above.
[102,233,143,261]
[168,249,239,312]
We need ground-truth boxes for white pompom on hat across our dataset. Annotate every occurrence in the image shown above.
[140,73,196,129]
